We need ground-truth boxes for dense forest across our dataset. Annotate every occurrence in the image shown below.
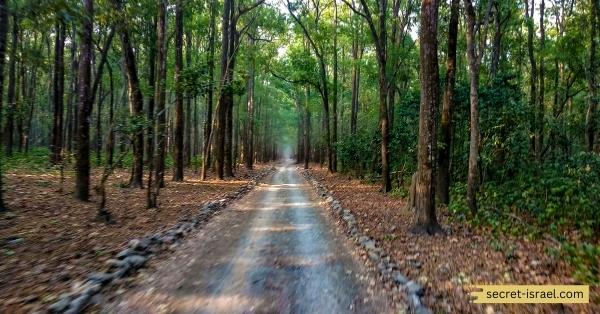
[0,0,598,311]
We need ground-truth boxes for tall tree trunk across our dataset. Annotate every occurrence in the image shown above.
[111,0,144,187]
[331,0,338,172]
[304,88,310,169]
[525,0,537,157]
[0,0,8,211]
[184,31,192,166]
[145,19,156,167]
[4,12,17,156]
[537,0,545,161]
[95,82,103,164]
[215,0,232,179]
[153,0,168,189]
[75,0,94,201]
[107,63,115,166]
[201,0,217,180]
[16,57,24,152]
[585,0,598,151]
[464,0,481,214]
[413,0,442,234]
[437,0,459,206]
[50,19,65,165]
[65,25,78,154]
[490,2,501,78]
[350,24,360,135]
[245,38,255,170]
[173,0,185,181]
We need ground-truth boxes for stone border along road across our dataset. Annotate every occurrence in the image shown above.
[48,167,275,314]
[301,169,432,314]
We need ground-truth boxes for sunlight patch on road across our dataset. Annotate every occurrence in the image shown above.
[252,223,314,232]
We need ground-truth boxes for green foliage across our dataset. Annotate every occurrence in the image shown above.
[336,129,378,177]
[558,243,600,284]
[1,148,51,172]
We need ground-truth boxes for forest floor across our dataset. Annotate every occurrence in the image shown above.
[0,162,268,313]
[307,167,599,314]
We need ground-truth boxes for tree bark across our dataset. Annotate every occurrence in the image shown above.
[75,0,94,201]
[65,25,78,154]
[0,0,8,211]
[437,0,459,206]
[245,38,255,169]
[201,0,217,180]
[153,0,168,189]
[304,88,310,169]
[464,0,481,214]
[215,0,233,179]
[50,19,65,165]
[184,31,192,166]
[332,0,338,172]
[537,0,545,161]
[173,0,185,181]
[525,0,537,158]
[412,0,442,234]
[585,0,598,151]
[4,12,17,156]
[106,63,115,166]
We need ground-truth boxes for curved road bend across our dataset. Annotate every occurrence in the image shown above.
[104,163,396,314]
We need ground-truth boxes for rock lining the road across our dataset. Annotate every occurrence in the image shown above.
[48,168,275,314]
[302,170,431,314]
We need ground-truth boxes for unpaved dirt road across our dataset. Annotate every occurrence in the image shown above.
[104,163,396,313]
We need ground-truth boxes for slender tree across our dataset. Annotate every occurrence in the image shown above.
[287,0,333,173]
[342,0,392,191]
[464,0,493,214]
[525,0,538,157]
[111,0,145,187]
[245,37,255,169]
[173,0,185,181]
[201,0,217,180]
[437,0,459,205]
[332,0,338,172]
[153,0,168,189]
[50,19,65,165]
[0,0,9,212]
[4,11,17,156]
[75,0,94,201]
[585,0,598,151]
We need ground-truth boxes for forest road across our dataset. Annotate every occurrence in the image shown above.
[104,162,395,314]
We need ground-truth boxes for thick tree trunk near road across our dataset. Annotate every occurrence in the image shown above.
[215,0,233,179]
[413,0,442,235]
